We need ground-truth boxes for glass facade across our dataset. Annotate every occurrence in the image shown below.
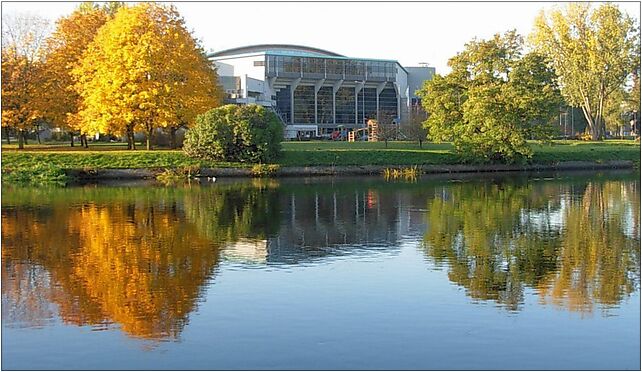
[293,86,315,123]
[379,84,398,122]
[317,87,333,124]
[268,55,399,125]
[335,87,355,124]
[275,85,291,123]
[275,84,398,125]
[362,88,378,121]
[267,55,397,81]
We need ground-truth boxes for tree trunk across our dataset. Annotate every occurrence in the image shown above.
[419,139,423,149]
[80,134,88,148]
[579,106,599,141]
[169,126,177,149]
[70,132,75,147]
[18,130,24,149]
[23,133,28,145]
[4,127,11,145]
[126,126,135,150]
[36,126,41,144]
[146,130,153,150]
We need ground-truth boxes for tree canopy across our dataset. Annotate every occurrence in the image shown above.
[531,3,640,140]
[1,13,51,148]
[418,31,561,163]
[72,3,223,150]
[42,3,115,147]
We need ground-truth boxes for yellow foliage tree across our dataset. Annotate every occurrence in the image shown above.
[41,3,116,148]
[1,13,50,149]
[73,3,222,150]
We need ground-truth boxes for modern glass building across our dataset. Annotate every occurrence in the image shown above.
[209,44,435,139]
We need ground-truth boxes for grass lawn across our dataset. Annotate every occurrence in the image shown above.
[1,140,639,175]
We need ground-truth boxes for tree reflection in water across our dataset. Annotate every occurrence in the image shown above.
[1,174,640,342]
[423,177,640,314]
[1,181,281,340]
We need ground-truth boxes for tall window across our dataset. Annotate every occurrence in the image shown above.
[317,87,333,124]
[275,85,291,123]
[379,83,398,121]
[362,88,377,121]
[335,87,355,124]
[294,85,315,123]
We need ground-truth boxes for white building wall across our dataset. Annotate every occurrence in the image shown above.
[212,53,269,100]
[405,66,435,99]
[215,62,235,77]
[395,65,409,121]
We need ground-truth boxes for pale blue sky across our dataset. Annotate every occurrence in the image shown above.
[2,1,640,73]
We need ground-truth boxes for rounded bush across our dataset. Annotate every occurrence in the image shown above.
[184,104,283,163]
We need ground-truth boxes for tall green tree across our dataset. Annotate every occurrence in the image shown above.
[418,31,561,163]
[531,3,640,140]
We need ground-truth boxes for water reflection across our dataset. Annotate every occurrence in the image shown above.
[422,177,640,313]
[1,173,640,342]
[2,182,280,340]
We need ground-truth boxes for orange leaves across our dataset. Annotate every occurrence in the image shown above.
[1,15,50,133]
[41,6,111,133]
[73,3,223,140]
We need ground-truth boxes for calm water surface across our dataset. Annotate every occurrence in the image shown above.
[1,171,640,370]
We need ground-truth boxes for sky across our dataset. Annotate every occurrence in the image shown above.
[2,1,640,73]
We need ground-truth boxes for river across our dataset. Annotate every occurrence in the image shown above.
[1,171,640,370]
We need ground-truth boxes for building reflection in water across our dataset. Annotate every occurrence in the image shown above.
[1,174,640,341]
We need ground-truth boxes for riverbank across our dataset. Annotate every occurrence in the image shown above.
[55,160,634,180]
[2,140,639,183]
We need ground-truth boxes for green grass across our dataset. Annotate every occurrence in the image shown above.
[279,141,457,166]
[2,140,639,185]
[280,140,640,166]
[1,149,246,170]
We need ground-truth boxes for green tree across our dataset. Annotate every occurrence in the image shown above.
[418,31,561,163]
[531,3,640,140]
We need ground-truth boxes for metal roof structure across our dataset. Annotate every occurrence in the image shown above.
[208,44,345,58]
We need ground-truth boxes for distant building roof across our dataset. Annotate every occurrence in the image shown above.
[208,44,345,58]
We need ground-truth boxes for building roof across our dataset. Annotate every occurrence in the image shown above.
[208,44,345,58]
[208,44,409,74]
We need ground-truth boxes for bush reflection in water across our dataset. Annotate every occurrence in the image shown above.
[1,173,640,341]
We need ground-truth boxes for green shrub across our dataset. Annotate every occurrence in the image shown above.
[183,106,234,160]
[183,104,283,163]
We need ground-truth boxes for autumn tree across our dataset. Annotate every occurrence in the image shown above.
[42,3,118,148]
[418,31,561,163]
[1,13,51,149]
[73,3,222,150]
[531,3,640,140]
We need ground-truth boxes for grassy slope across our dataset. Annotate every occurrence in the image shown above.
[1,140,640,172]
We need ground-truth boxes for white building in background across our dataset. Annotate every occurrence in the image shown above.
[208,44,435,140]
